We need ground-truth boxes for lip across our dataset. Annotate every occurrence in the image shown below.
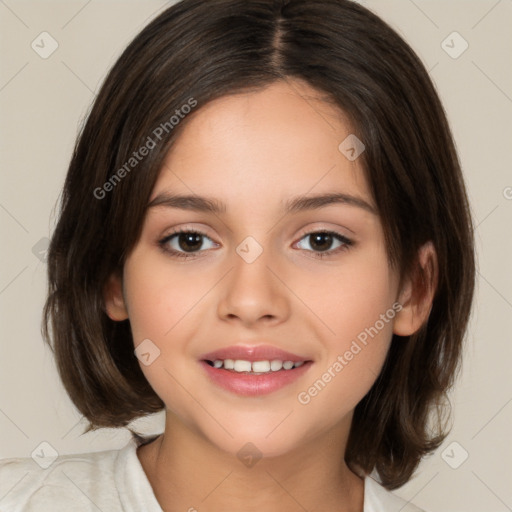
[198,344,314,397]
[199,344,310,363]
[199,359,314,396]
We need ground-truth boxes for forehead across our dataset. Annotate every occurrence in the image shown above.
[150,80,374,214]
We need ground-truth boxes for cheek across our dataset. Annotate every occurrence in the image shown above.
[312,244,397,346]
[120,258,205,420]
[123,251,207,343]
[298,246,397,408]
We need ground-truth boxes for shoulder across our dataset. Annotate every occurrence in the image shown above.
[364,476,427,512]
[0,441,126,512]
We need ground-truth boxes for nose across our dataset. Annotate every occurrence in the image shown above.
[216,244,290,328]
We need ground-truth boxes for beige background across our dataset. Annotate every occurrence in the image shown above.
[1,1,511,511]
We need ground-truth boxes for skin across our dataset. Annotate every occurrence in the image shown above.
[104,78,436,512]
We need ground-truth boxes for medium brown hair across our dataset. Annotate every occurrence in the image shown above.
[43,0,475,490]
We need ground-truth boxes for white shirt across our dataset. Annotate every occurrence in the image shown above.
[0,434,425,511]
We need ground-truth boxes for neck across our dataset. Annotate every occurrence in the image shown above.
[137,411,365,512]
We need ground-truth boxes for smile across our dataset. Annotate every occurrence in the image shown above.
[200,359,313,396]
[206,358,305,373]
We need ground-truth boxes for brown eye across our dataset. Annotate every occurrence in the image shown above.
[176,232,204,252]
[296,231,353,258]
[308,232,335,252]
[159,229,217,259]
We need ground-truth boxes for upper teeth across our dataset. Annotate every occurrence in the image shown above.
[212,359,304,373]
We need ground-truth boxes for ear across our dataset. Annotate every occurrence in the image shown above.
[103,270,129,321]
[393,241,438,337]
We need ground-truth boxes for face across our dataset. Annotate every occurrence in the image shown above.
[106,79,410,459]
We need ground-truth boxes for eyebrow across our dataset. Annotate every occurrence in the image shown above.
[147,192,377,215]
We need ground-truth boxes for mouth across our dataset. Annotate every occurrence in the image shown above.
[203,358,308,374]
[199,347,313,397]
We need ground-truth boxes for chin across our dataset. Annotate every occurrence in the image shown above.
[198,416,310,462]
[218,434,300,462]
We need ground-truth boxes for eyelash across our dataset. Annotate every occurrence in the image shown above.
[158,228,353,260]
